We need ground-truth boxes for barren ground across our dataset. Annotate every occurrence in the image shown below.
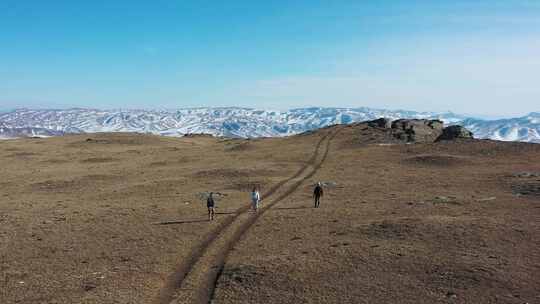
[1,124,539,304]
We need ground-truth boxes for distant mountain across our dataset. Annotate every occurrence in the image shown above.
[459,112,540,143]
[0,120,65,139]
[0,107,538,143]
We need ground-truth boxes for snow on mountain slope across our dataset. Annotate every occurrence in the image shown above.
[460,112,540,143]
[0,107,461,138]
[0,125,65,139]
[0,107,538,143]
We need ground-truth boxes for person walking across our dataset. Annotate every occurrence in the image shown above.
[251,187,261,212]
[207,192,216,221]
[313,182,324,208]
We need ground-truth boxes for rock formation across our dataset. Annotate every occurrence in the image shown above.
[436,125,474,141]
[366,118,392,129]
[390,119,444,143]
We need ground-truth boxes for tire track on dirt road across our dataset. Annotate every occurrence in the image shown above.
[155,127,341,304]
[205,127,342,304]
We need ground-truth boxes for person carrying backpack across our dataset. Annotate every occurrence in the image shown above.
[313,182,324,208]
[251,187,261,212]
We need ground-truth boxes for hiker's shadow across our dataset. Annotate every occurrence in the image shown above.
[153,219,209,225]
[215,211,238,215]
[273,206,311,211]
[153,210,239,225]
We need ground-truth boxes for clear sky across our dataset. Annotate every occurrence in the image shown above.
[1,1,539,117]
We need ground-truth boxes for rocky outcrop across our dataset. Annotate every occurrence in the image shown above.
[366,118,392,129]
[355,118,474,144]
[436,125,474,141]
[390,119,444,143]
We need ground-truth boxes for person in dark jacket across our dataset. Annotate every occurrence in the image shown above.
[207,192,216,221]
[313,182,324,208]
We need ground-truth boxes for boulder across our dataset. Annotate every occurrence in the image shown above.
[436,125,474,141]
[391,119,444,143]
[366,118,392,129]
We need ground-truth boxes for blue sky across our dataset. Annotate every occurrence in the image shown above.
[0,1,539,116]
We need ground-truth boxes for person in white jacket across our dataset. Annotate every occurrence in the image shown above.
[251,187,261,212]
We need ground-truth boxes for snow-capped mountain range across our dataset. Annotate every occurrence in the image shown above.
[0,107,539,143]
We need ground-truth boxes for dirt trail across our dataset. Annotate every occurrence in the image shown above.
[154,127,341,304]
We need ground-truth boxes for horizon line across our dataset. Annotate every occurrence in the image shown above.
[1,106,538,121]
